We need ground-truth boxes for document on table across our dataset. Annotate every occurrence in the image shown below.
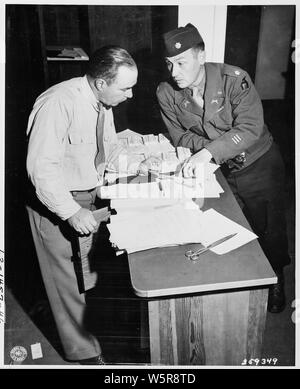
[110,198,199,211]
[108,204,204,253]
[199,209,257,254]
[107,203,257,254]
[101,162,223,199]
[117,130,175,155]
[101,182,162,199]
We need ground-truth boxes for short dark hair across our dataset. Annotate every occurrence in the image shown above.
[86,46,136,84]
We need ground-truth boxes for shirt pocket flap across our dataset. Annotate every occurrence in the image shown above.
[68,131,94,144]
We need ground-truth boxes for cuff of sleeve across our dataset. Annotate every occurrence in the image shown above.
[204,142,225,165]
[58,200,81,221]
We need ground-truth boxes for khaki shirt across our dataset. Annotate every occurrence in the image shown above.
[156,62,273,171]
[26,76,119,220]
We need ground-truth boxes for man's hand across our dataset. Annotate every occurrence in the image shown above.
[67,208,98,235]
[182,148,212,178]
[138,156,162,176]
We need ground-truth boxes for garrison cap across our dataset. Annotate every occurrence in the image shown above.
[163,23,204,57]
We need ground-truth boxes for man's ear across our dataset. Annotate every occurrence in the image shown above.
[95,78,107,91]
[198,50,206,65]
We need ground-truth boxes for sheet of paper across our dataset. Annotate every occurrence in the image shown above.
[108,204,205,253]
[203,175,224,198]
[110,198,199,211]
[117,129,140,139]
[108,202,257,255]
[118,130,175,154]
[200,209,257,254]
[160,178,205,199]
[100,182,162,199]
[31,343,43,360]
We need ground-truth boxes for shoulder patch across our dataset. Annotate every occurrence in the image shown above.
[223,64,244,78]
[241,77,249,90]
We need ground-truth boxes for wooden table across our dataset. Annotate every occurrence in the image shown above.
[127,171,277,365]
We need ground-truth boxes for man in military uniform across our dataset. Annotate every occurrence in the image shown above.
[156,23,290,313]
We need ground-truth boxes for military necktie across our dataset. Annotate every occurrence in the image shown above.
[192,86,204,108]
[95,103,106,181]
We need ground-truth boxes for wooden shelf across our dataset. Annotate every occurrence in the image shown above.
[46,46,89,61]
[37,6,90,87]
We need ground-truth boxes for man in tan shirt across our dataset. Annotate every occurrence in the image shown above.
[26,46,143,364]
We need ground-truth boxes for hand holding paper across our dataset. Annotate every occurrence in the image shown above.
[182,148,213,178]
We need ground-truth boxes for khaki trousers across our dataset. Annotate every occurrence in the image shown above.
[26,190,102,361]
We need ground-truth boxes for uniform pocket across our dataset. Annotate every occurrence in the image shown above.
[68,130,95,145]
[210,108,233,131]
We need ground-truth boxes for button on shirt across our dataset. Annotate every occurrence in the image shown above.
[26,76,118,220]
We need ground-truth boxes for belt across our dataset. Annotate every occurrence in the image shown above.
[226,152,246,170]
[71,188,96,196]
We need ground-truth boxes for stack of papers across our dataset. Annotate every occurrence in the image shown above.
[117,129,189,173]
[107,198,257,254]
[100,162,223,200]
[100,130,224,199]
[108,200,203,253]
[104,130,256,255]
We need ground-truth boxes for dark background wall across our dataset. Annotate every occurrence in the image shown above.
[5,5,295,313]
[5,4,178,311]
[224,5,262,81]
[225,5,295,175]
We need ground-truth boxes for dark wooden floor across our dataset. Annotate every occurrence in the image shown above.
[84,237,151,365]
[4,237,152,366]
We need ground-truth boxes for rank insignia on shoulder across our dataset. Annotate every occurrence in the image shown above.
[241,78,249,90]
[234,70,241,75]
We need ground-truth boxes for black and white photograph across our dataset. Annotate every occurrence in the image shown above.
[0,0,298,373]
